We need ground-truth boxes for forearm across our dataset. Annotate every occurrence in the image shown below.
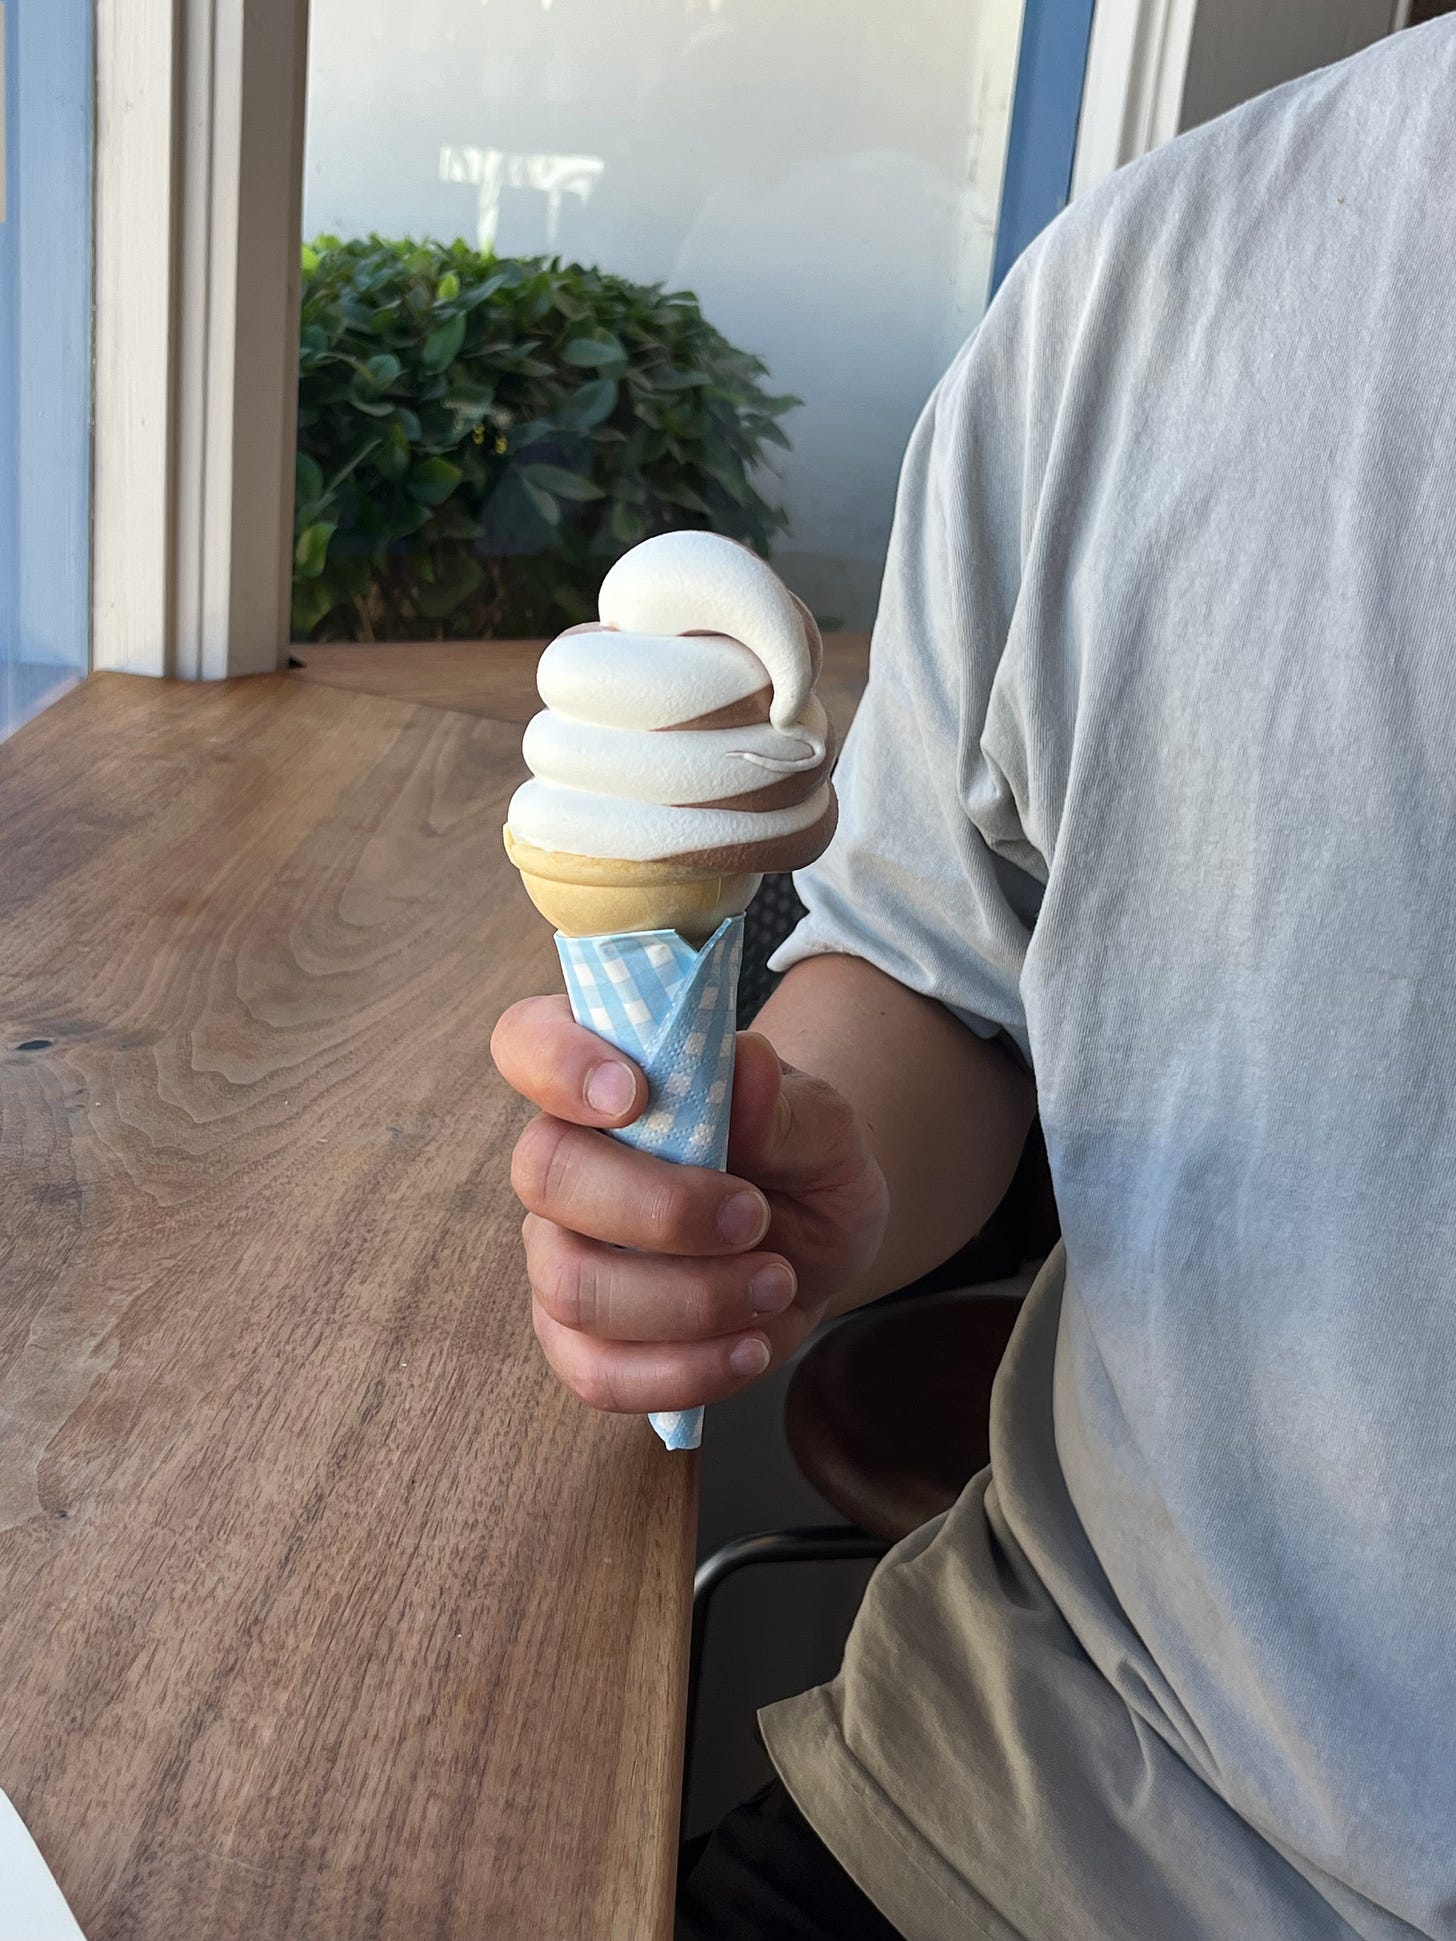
[753,954,1037,1315]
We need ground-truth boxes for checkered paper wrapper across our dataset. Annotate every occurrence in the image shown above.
[556,914,745,1452]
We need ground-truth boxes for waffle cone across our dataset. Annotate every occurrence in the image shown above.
[504,829,760,943]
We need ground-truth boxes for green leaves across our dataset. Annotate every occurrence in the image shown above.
[443,378,497,413]
[522,463,605,502]
[556,377,618,430]
[362,351,402,388]
[609,499,647,546]
[407,457,463,506]
[653,477,710,513]
[422,312,466,373]
[294,520,335,578]
[293,235,798,643]
[373,419,412,480]
[460,270,511,308]
[295,451,325,512]
[414,551,484,617]
[520,477,563,526]
[561,333,626,367]
[645,366,710,392]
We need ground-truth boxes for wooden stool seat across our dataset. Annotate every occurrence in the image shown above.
[784,1291,1026,1543]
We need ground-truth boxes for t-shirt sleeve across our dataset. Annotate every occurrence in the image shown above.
[769,321,1046,1071]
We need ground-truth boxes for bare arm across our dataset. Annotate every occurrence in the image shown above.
[751,953,1037,1315]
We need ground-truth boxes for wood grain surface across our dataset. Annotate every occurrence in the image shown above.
[0,672,696,1939]
[291,632,872,748]
[289,638,547,727]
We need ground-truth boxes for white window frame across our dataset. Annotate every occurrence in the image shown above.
[1073,0,1405,197]
[92,0,309,680]
[1070,0,1201,196]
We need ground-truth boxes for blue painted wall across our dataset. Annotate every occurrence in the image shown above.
[0,2,18,708]
[992,0,1099,297]
[0,0,92,741]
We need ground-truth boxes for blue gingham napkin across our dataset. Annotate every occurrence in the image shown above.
[556,915,745,1450]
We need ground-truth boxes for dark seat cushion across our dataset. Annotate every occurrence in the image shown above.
[784,1291,1026,1543]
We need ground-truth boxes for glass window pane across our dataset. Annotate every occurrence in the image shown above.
[0,0,92,741]
[297,0,1024,641]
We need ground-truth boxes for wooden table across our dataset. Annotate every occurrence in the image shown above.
[289,633,871,749]
[0,633,870,1938]
[0,663,696,1939]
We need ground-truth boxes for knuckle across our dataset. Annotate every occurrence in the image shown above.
[509,1118,547,1203]
[491,996,576,1099]
[638,1178,688,1247]
[487,1003,521,1069]
[531,1298,595,1402]
[675,1178,725,1249]
[510,1115,571,1211]
[532,1287,628,1410]
[799,1070,853,1127]
[686,1272,743,1336]
[490,997,545,1072]
[539,1238,595,1333]
[794,1072,863,1158]
[530,1293,551,1350]
[571,1357,626,1413]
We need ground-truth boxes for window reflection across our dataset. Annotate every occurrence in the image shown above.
[302,0,1022,634]
[0,1,92,741]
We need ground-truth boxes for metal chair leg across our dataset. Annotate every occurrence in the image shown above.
[683,1525,890,1805]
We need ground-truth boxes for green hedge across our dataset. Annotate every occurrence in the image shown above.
[293,236,800,641]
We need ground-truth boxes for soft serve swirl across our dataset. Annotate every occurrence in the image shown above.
[506,531,836,872]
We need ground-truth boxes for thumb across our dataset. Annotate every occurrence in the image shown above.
[727,1031,787,1167]
[728,1032,869,1194]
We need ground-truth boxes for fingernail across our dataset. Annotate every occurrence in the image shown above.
[749,1264,796,1314]
[718,1189,768,1247]
[585,1061,635,1116]
[729,1334,772,1378]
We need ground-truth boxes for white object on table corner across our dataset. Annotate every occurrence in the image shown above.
[0,1792,87,1940]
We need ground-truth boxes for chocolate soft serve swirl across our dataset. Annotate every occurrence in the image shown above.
[505,531,837,884]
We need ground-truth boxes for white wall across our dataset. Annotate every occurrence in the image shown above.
[302,0,1024,627]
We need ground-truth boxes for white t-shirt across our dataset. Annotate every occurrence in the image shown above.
[763,21,1456,1939]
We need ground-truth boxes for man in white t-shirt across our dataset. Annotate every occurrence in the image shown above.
[495,22,1456,1938]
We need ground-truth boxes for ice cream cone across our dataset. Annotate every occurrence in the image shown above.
[502,532,840,1452]
[503,829,760,943]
